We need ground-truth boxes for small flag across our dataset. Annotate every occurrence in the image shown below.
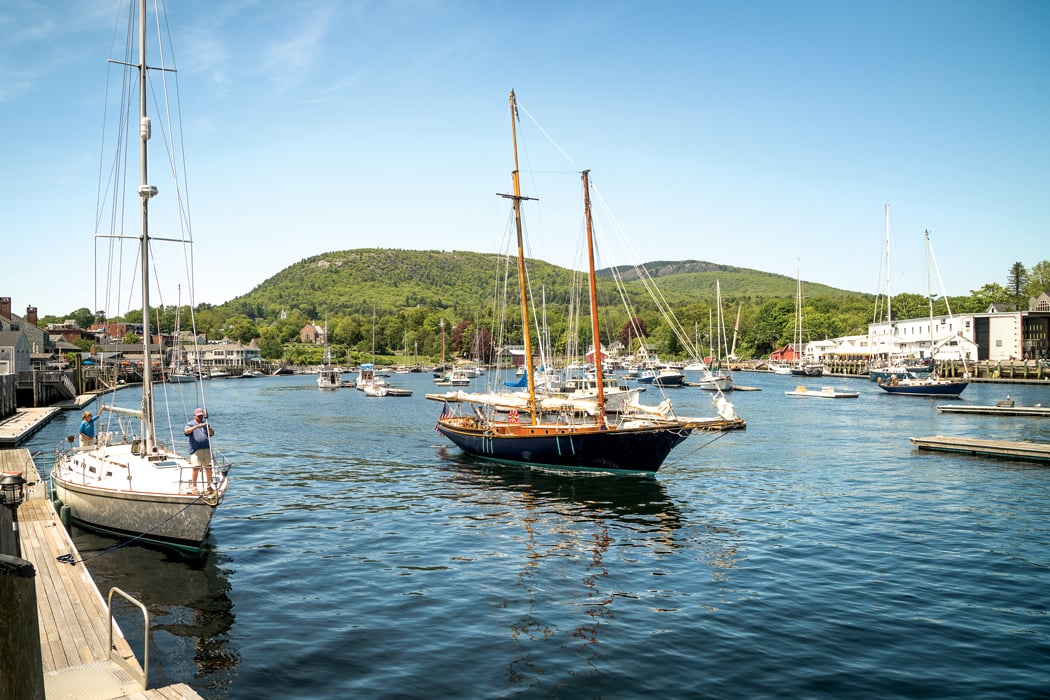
[436,401,452,430]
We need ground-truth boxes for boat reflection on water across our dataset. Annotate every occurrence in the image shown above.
[441,460,740,691]
[445,461,684,530]
[68,528,237,696]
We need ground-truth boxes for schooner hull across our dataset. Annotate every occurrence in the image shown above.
[436,418,692,473]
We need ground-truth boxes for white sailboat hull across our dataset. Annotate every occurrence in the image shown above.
[52,442,227,552]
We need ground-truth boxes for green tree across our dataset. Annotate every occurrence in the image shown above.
[256,327,284,360]
[220,315,260,344]
[1008,262,1028,309]
[1027,260,1050,299]
[967,283,1009,311]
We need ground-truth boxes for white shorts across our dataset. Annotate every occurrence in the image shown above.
[190,449,212,467]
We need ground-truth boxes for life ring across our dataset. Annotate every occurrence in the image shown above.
[508,409,519,423]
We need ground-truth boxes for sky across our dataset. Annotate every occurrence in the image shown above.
[2,0,1048,319]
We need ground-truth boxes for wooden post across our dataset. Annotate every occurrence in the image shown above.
[0,554,45,700]
[0,508,14,557]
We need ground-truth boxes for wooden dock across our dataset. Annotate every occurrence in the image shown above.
[0,407,61,446]
[936,403,1050,417]
[909,435,1050,463]
[0,449,203,699]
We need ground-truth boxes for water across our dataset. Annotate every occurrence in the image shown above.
[23,372,1050,698]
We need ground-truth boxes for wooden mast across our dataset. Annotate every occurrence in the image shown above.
[581,170,607,423]
[502,90,539,423]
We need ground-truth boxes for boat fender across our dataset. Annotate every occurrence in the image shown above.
[59,504,71,529]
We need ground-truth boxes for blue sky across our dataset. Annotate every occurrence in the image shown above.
[2,0,1047,318]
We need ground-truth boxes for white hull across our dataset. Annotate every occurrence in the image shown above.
[167,372,197,383]
[317,366,341,390]
[52,441,227,552]
[697,374,734,391]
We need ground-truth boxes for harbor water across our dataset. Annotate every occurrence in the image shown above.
[24,372,1050,698]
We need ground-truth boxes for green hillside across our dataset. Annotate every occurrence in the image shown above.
[203,248,876,363]
[227,249,859,321]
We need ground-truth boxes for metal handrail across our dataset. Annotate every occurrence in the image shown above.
[107,586,150,689]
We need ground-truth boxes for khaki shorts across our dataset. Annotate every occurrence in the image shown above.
[190,448,212,467]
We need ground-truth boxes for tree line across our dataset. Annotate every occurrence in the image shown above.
[42,257,1050,365]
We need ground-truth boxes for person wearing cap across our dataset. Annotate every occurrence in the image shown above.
[184,408,216,493]
[79,409,103,447]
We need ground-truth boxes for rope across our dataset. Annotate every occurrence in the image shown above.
[56,492,208,566]
[660,428,732,469]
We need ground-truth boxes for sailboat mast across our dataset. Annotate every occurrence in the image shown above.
[925,229,934,361]
[885,203,892,330]
[505,90,538,421]
[795,258,802,363]
[581,170,606,419]
[731,304,741,359]
[137,0,157,449]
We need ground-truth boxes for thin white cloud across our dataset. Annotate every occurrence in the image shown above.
[261,4,337,93]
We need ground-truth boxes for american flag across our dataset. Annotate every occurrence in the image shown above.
[435,401,452,430]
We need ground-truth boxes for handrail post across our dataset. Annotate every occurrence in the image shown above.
[107,586,150,689]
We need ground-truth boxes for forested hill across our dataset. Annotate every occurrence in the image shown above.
[224,248,861,321]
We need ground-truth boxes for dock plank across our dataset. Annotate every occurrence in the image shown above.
[910,435,1050,463]
[4,448,204,699]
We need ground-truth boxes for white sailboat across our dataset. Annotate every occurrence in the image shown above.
[790,259,824,377]
[696,281,735,391]
[51,0,230,554]
[877,230,969,397]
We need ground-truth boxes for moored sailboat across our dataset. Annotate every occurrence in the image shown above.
[51,0,230,554]
[878,230,969,397]
[434,92,738,473]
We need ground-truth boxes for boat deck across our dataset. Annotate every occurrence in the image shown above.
[0,449,203,699]
[909,435,1050,463]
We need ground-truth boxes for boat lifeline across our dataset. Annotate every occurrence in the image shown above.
[51,0,230,554]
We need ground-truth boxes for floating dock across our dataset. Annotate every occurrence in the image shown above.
[936,403,1050,417]
[0,448,203,699]
[909,435,1050,463]
[785,385,859,399]
[0,407,61,446]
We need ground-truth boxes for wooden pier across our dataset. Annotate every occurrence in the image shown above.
[0,449,203,699]
[909,435,1050,463]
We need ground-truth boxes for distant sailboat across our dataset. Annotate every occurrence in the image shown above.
[790,259,823,377]
[878,231,969,397]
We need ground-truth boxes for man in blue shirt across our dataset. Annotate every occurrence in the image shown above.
[79,409,102,447]
[184,408,215,493]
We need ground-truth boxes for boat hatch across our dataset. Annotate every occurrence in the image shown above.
[152,460,181,468]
